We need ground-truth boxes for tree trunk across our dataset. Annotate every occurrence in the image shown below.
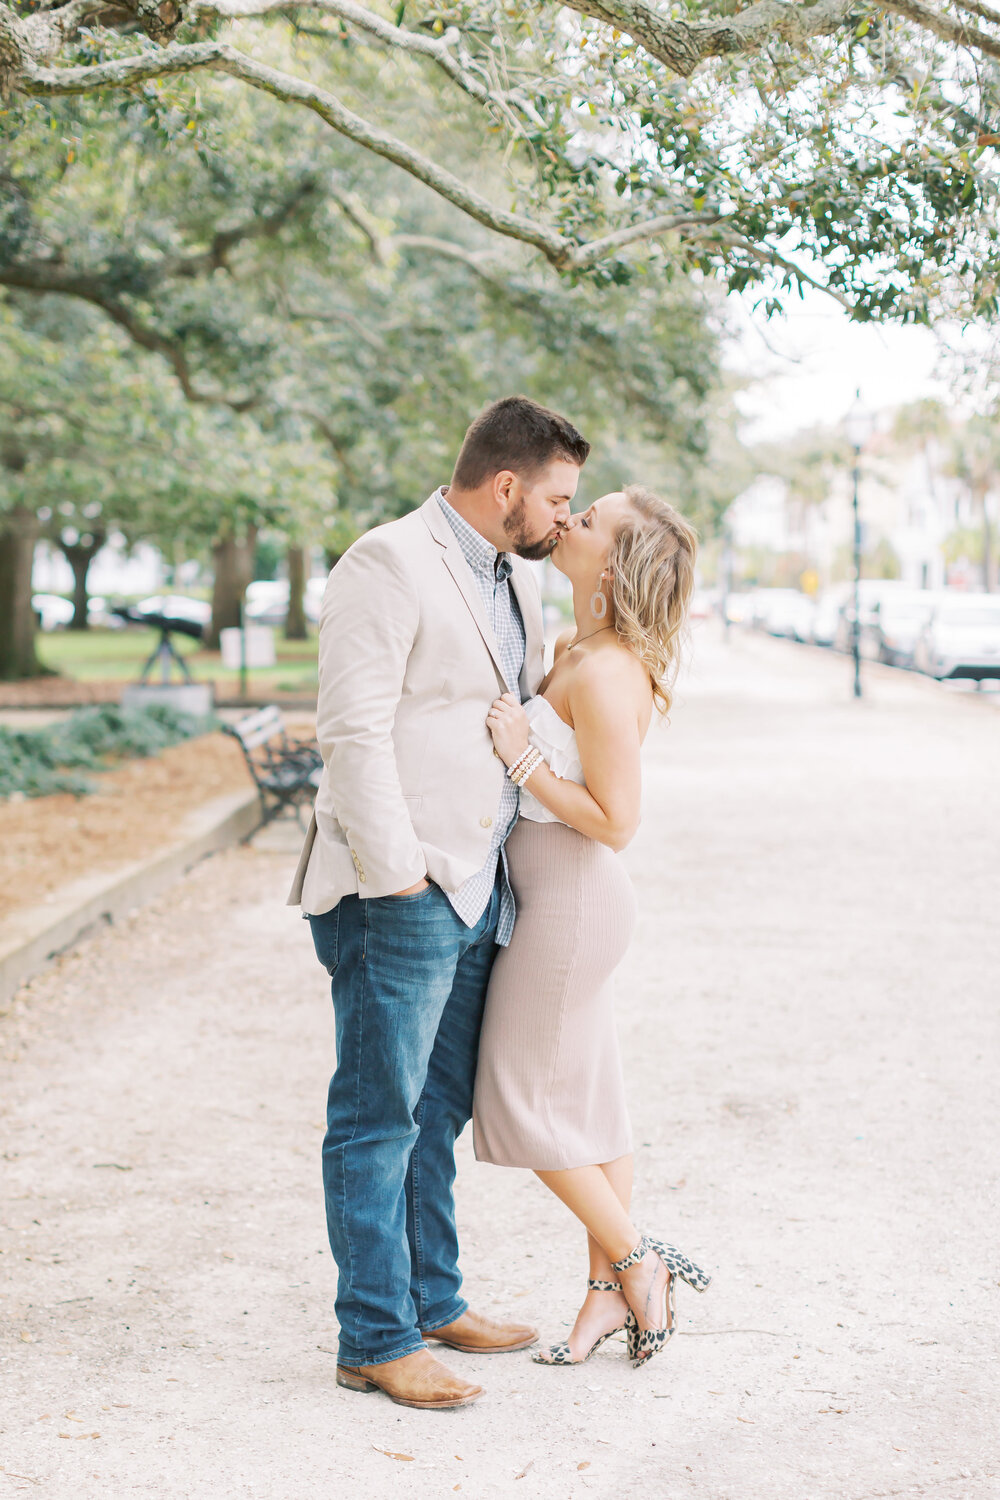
[58,530,107,629]
[206,524,257,651]
[284,543,308,640]
[0,506,44,681]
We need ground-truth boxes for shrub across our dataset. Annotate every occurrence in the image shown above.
[0,704,213,801]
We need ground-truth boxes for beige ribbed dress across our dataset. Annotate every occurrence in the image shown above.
[472,697,637,1171]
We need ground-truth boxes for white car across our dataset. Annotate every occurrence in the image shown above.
[913,594,1000,680]
[133,594,212,627]
[244,578,325,627]
[752,589,814,639]
[31,593,74,630]
[723,591,755,626]
[786,594,818,642]
[833,580,909,653]
[810,587,850,648]
[863,591,937,668]
[688,589,716,621]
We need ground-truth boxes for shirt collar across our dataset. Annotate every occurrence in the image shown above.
[435,487,513,582]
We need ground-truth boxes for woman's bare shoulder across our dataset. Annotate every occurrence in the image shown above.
[570,640,651,712]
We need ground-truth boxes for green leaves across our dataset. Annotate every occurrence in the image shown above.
[0,703,211,800]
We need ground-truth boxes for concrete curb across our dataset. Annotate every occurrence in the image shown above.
[0,788,261,1005]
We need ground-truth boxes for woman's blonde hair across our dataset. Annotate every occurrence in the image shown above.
[607,484,699,716]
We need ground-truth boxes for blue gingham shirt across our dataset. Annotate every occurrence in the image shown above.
[436,488,525,946]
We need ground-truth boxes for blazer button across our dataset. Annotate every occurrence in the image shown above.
[480,816,493,828]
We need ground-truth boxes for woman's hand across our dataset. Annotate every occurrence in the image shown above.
[486,692,531,768]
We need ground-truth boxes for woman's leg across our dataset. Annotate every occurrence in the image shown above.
[534,1157,632,1360]
[587,1155,633,1282]
[535,1155,670,1357]
[535,1161,639,1263]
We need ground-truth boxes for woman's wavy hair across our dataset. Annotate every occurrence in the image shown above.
[607,484,699,716]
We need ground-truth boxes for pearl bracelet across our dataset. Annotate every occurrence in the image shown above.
[506,746,535,780]
[511,748,544,787]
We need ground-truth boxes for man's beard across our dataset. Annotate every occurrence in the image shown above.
[502,497,561,561]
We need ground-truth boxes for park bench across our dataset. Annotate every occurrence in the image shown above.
[223,706,323,831]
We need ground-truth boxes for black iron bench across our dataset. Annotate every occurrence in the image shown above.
[223,706,322,830]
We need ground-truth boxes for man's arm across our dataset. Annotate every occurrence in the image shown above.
[315,533,427,897]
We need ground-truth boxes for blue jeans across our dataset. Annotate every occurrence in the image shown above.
[308,874,501,1368]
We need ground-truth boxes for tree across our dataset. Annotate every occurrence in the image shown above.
[2,36,748,677]
[0,493,43,679]
[946,414,1000,589]
[2,0,998,320]
[0,293,343,672]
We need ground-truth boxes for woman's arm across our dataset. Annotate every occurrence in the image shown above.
[489,657,649,851]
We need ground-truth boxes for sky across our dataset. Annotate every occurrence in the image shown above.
[724,286,993,443]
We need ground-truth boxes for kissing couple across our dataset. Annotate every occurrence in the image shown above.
[289,396,711,1409]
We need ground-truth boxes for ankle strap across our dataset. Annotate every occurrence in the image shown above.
[611,1235,648,1274]
[587,1278,621,1292]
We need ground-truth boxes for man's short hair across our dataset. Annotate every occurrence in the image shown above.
[451,396,590,490]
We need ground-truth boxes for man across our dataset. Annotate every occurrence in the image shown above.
[289,396,590,1410]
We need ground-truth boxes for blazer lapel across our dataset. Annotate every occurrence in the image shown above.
[510,563,544,697]
[421,496,508,687]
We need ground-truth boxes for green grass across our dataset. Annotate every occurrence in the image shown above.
[37,628,319,690]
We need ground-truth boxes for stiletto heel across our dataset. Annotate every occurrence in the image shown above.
[531,1279,627,1366]
[612,1235,711,1367]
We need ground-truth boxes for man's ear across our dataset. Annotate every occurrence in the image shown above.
[493,469,517,511]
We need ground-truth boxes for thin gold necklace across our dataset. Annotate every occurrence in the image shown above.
[567,625,614,651]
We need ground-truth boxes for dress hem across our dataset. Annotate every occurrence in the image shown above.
[473,1137,634,1172]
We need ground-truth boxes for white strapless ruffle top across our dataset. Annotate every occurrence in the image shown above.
[518,695,585,823]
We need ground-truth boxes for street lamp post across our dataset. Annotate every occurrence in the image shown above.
[851,445,862,699]
[845,392,872,702]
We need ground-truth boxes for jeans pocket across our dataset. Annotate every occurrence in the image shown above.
[308,904,341,975]
[372,883,437,905]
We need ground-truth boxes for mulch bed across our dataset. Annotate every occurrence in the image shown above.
[0,679,122,708]
[0,733,252,919]
[0,679,315,709]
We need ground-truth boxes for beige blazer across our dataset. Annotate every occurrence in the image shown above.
[288,495,545,914]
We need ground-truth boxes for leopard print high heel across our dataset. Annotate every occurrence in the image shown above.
[531,1280,628,1366]
[612,1235,712,1367]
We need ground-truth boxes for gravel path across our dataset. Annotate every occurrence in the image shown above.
[2,628,997,1499]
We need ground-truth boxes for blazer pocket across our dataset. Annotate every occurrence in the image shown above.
[403,794,423,816]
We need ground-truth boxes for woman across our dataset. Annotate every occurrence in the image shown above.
[473,483,710,1368]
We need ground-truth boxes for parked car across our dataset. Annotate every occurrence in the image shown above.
[810,587,850,648]
[723,591,755,626]
[832,580,909,653]
[689,589,716,622]
[132,594,212,627]
[244,578,325,628]
[244,580,289,627]
[305,576,327,616]
[32,593,130,630]
[862,591,937,668]
[786,594,818,642]
[913,594,1000,680]
[31,593,74,630]
[751,589,814,640]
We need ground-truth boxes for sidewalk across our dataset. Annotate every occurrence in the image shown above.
[1,628,997,1498]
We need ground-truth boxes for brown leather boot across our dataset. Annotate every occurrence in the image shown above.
[336,1347,483,1409]
[422,1308,538,1354]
